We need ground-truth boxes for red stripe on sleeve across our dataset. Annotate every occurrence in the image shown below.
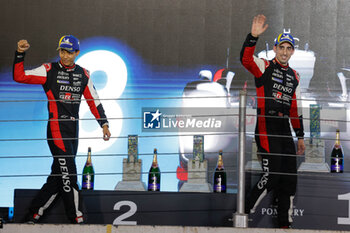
[83,86,101,120]
[241,46,264,78]
[290,69,301,129]
[82,68,102,120]
[13,62,47,84]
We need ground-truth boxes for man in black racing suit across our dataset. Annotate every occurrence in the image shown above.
[240,15,305,228]
[13,35,111,224]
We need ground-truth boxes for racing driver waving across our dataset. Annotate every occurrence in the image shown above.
[240,15,305,228]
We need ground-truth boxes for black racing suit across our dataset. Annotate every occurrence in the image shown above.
[240,33,304,227]
[13,51,108,223]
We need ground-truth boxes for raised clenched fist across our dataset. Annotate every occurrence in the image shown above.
[17,40,30,53]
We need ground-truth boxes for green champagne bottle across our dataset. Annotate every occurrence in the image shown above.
[213,150,227,193]
[148,148,160,191]
[82,147,94,190]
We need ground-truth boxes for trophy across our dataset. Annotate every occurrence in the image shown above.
[115,135,147,191]
[179,135,212,192]
[298,104,330,172]
[193,135,204,162]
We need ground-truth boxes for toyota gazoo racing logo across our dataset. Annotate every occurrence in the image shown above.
[275,91,282,99]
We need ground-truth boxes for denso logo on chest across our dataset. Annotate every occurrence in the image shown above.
[273,83,292,93]
[60,85,81,92]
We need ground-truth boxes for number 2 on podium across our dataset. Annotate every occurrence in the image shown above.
[113,201,137,225]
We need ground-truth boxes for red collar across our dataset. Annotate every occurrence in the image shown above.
[59,60,76,69]
[273,58,289,68]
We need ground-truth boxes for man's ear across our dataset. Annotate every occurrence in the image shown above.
[75,50,80,56]
[273,45,277,53]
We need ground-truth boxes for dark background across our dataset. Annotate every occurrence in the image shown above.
[1,0,349,96]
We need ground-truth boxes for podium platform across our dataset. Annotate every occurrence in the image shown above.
[14,190,235,226]
[13,172,350,231]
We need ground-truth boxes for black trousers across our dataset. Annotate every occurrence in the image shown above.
[247,116,297,227]
[28,120,83,223]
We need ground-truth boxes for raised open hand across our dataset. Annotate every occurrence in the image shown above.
[251,14,268,37]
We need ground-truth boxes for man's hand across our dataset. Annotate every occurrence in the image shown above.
[251,14,268,37]
[17,40,30,53]
[102,124,111,141]
[297,138,305,155]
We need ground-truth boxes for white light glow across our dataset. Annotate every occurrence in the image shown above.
[76,50,127,153]
[301,98,316,108]
[328,103,345,108]
[179,82,234,160]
